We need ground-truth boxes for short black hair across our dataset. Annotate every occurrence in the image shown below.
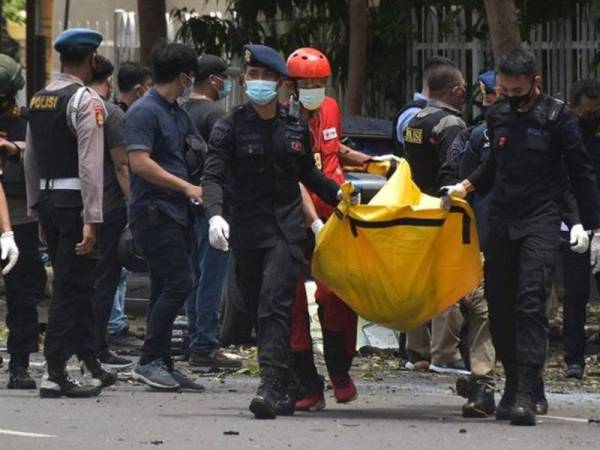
[497,47,537,77]
[59,44,96,66]
[90,55,114,83]
[427,64,463,96]
[151,41,197,84]
[117,62,152,92]
[422,56,456,89]
[569,78,600,107]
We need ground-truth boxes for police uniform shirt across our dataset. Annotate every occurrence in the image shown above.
[125,88,198,226]
[0,105,31,225]
[24,73,105,224]
[202,103,340,250]
[468,94,600,237]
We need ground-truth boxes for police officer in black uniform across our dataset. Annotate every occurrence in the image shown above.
[25,28,117,397]
[444,47,600,426]
[0,53,43,388]
[202,44,343,419]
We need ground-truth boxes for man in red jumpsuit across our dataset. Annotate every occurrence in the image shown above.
[286,48,391,411]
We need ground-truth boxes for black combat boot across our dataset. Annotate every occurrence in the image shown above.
[510,365,538,426]
[462,378,496,418]
[39,361,102,398]
[496,363,517,420]
[534,372,548,415]
[274,369,299,416]
[7,353,36,390]
[249,366,279,419]
[81,355,118,388]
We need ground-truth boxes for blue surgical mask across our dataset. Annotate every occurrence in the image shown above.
[181,74,194,99]
[245,80,278,105]
[219,78,233,100]
[298,87,326,111]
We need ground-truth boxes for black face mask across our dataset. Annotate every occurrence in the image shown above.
[579,117,600,134]
[506,80,535,111]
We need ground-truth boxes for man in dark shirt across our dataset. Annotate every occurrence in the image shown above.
[202,44,343,419]
[182,54,240,368]
[126,42,204,391]
[444,47,600,426]
[115,62,152,113]
[560,78,600,380]
[87,55,135,370]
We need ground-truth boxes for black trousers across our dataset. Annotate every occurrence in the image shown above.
[560,233,599,366]
[234,237,304,370]
[91,206,127,355]
[4,221,46,356]
[37,192,97,365]
[484,228,558,369]
[130,209,194,366]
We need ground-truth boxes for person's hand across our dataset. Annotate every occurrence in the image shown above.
[440,183,467,199]
[0,138,20,155]
[310,219,325,236]
[184,184,203,205]
[208,215,230,251]
[0,231,19,275]
[337,183,361,205]
[369,154,399,162]
[75,224,96,255]
[569,224,589,254]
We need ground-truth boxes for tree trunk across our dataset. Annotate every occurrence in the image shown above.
[346,0,368,116]
[483,0,521,63]
[137,0,167,66]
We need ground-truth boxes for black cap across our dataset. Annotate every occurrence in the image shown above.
[195,54,239,80]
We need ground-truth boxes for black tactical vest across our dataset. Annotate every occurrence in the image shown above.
[403,107,455,195]
[27,83,80,179]
[392,97,428,156]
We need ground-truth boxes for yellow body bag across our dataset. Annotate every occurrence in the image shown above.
[312,159,483,331]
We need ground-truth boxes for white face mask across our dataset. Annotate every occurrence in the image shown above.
[298,87,326,110]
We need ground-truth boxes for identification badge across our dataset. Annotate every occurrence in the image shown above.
[323,127,338,141]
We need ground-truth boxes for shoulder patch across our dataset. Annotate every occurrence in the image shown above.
[95,104,105,127]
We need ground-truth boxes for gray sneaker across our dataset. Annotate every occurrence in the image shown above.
[132,360,180,390]
[169,368,205,392]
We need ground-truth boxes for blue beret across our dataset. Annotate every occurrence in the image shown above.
[54,28,103,52]
[243,44,288,77]
[478,70,496,91]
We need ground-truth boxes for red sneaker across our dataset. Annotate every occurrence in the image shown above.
[331,374,358,403]
[295,391,326,411]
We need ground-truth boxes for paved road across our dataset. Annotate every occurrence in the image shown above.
[0,366,599,450]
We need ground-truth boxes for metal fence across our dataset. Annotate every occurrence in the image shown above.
[409,3,600,104]
[55,4,600,116]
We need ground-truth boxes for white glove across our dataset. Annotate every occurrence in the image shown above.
[208,216,230,252]
[1,231,19,275]
[591,233,600,274]
[370,154,399,162]
[310,219,325,236]
[336,185,361,205]
[441,183,467,199]
[569,224,589,254]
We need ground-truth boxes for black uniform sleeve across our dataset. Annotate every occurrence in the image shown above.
[201,118,235,219]
[438,127,471,187]
[557,109,600,229]
[559,184,581,228]
[298,129,339,205]
[459,133,482,180]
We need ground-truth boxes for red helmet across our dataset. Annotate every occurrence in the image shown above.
[286,47,331,79]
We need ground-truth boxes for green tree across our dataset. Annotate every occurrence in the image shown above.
[0,0,24,59]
